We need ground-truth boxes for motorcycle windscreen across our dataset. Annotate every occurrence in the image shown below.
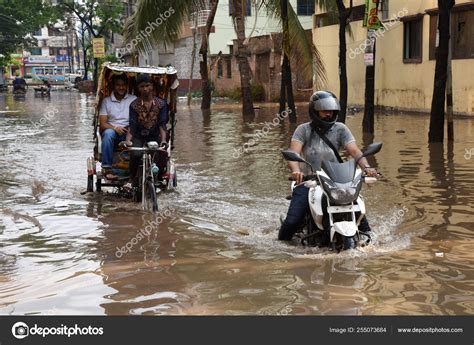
[321,159,356,183]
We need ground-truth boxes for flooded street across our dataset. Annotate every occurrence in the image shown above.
[1,90,474,315]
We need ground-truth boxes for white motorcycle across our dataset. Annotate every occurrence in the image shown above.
[282,142,382,251]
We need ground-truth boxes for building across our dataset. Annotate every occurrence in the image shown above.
[23,24,81,81]
[211,31,314,101]
[122,0,316,95]
[313,0,474,115]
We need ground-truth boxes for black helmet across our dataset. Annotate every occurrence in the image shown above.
[309,90,340,131]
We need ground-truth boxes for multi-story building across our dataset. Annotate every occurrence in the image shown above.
[23,25,81,81]
[313,0,474,115]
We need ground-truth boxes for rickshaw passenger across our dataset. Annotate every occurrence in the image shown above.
[99,73,136,178]
[124,74,168,189]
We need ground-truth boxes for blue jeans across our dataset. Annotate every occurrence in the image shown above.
[101,129,126,168]
[279,185,310,240]
[278,184,371,241]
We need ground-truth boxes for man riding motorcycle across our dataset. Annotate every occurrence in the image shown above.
[278,91,377,242]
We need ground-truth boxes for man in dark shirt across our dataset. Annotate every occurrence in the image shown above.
[124,74,168,188]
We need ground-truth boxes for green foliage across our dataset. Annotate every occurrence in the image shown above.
[124,0,208,52]
[214,83,266,102]
[59,0,124,38]
[0,0,60,58]
[251,83,266,102]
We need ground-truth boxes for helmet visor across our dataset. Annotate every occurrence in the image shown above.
[313,97,341,112]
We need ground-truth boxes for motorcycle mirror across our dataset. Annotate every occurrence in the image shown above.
[282,150,306,163]
[356,142,383,163]
[281,150,314,173]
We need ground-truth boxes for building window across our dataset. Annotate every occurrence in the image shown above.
[314,5,365,28]
[229,0,251,17]
[380,0,389,20]
[297,0,315,16]
[403,18,423,63]
[217,59,223,78]
[30,48,42,55]
[33,28,42,36]
[226,58,232,78]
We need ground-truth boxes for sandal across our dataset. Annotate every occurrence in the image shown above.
[102,167,118,181]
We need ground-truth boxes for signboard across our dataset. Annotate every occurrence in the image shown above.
[363,0,382,30]
[27,56,55,63]
[92,37,105,58]
[56,55,70,62]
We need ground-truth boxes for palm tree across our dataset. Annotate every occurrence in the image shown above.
[124,0,214,110]
[200,0,219,110]
[231,0,255,116]
[335,0,353,123]
[263,0,327,122]
[429,0,455,143]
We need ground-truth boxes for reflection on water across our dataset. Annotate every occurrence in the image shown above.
[0,92,473,315]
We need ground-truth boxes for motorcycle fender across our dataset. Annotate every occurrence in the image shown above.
[309,186,324,230]
[330,221,358,242]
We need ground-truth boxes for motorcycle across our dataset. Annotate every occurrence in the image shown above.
[281,142,382,251]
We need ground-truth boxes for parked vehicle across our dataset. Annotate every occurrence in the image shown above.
[281,142,383,251]
[86,64,179,212]
[64,73,83,90]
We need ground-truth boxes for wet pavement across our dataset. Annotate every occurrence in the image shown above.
[0,90,473,315]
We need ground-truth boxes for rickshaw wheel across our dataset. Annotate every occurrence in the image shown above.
[146,181,158,212]
[87,175,94,192]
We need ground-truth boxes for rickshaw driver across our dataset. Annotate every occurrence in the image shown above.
[123,74,168,190]
[99,73,137,179]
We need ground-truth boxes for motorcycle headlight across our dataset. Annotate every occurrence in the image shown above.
[320,175,362,205]
[329,187,357,204]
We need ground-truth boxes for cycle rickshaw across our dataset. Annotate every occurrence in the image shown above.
[86,64,178,211]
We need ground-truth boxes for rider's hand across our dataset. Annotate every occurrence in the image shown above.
[292,171,305,184]
[114,126,127,136]
[119,141,132,148]
[364,167,378,177]
[160,141,169,150]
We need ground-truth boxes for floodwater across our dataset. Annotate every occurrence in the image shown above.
[0,90,473,315]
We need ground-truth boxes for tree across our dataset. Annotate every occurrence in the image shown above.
[429,0,455,143]
[263,0,327,122]
[0,0,59,65]
[124,0,213,109]
[199,0,220,110]
[335,0,353,123]
[231,0,255,116]
[59,0,123,89]
[279,0,296,122]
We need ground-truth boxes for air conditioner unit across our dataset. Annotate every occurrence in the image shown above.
[189,10,211,29]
